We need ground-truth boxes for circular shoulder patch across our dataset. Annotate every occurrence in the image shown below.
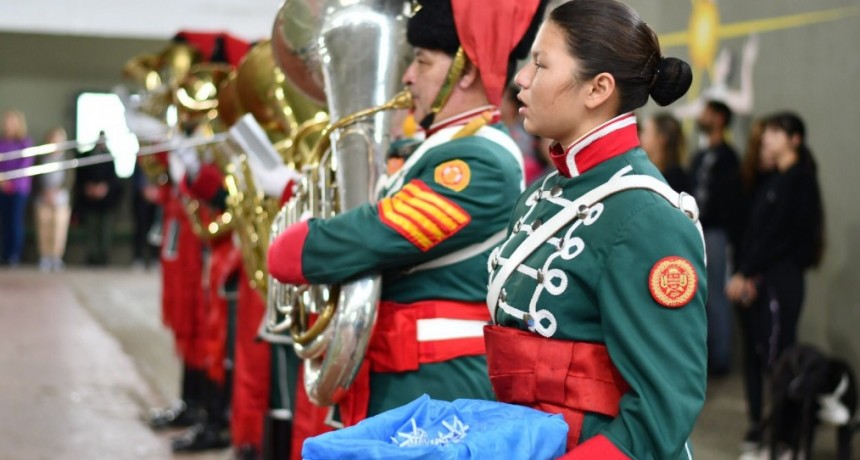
[434,159,471,192]
[649,256,698,308]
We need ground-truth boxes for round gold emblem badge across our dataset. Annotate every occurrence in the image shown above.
[649,256,698,308]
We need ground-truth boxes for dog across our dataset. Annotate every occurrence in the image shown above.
[754,344,858,460]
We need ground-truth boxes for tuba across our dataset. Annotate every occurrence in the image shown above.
[267,0,412,406]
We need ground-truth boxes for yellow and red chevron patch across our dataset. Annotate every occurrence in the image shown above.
[378,180,471,251]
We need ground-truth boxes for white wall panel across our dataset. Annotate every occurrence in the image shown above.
[0,0,281,40]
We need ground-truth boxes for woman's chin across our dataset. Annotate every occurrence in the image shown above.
[521,119,541,137]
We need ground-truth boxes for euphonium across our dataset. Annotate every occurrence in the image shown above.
[123,42,202,126]
[236,39,323,149]
[120,42,204,185]
[216,73,245,129]
[226,38,327,301]
[174,64,238,241]
[176,63,234,126]
[267,0,412,407]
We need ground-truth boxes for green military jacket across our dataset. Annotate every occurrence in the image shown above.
[268,108,523,415]
[487,114,707,459]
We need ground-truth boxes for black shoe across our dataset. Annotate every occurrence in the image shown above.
[148,401,203,430]
[235,444,262,460]
[171,423,231,452]
[262,413,293,460]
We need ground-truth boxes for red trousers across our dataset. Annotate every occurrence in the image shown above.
[160,195,207,369]
[203,239,241,384]
[230,272,271,448]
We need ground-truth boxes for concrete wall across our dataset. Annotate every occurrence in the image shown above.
[0,32,168,143]
[0,0,276,40]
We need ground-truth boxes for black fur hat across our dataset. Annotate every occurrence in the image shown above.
[407,0,460,56]
[405,0,548,104]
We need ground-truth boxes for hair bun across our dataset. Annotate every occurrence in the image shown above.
[649,57,693,107]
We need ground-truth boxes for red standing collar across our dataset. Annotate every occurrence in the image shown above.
[549,113,640,178]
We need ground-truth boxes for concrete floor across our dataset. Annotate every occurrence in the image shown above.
[0,267,855,459]
[0,268,226,460]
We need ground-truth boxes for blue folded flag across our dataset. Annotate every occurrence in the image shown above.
[302,394,568,459]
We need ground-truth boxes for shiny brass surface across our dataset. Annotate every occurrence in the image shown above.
[122,54,162,92]
[218,141,280,298]
[308,90,412,167]
[273,111,329,169]
[158,42,202,88]
[236,40,324,142]
[184,199,235,240]
[271,0,328,105]
[176,63,234,123]
[216,73,245,128]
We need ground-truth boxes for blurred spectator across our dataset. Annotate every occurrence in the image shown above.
[74,131,123,266]
[35,127,72,272]
[726,112,825,450]
[640,112,691,193]
[0,109,34,267]
[689,100,744,376]
[740,119,774,197]
[131,163,161,270]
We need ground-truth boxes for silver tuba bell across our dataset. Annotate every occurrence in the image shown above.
[266,0,412,407]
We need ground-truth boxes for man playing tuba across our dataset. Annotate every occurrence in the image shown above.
[268,0,547,427]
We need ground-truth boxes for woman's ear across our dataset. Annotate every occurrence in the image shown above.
[584,72,616,110]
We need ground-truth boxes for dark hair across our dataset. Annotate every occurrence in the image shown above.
[764,111,825,267]
[548,0,692,114]
[764,111,805,143]
[764,111,814,171]
[705,100,733,128]
[740,118,765,192]
[651,112,685,168]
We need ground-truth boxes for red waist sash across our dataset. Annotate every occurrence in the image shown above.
[338,299,490,426]
[484,325,629,449]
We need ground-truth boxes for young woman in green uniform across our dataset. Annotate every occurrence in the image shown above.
[485,1,707,458]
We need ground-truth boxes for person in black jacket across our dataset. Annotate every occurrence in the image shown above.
[689,100,744,376]
[74,131,124,266]
[726,111,825,450]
